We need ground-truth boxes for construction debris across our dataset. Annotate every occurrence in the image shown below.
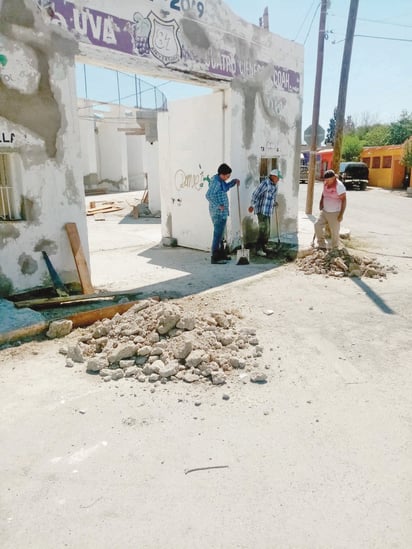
[60,299,267,386]
[296,248,398,278]
[86,201,123,215]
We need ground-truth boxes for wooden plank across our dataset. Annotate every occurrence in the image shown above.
[65,223,94,295]
[141,189,149,204]
[66,300,141,328]
[14,289,143,309]
[86,206,122,214]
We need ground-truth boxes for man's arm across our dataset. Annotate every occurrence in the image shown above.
[337,193,346,222]
[249,182,263,212]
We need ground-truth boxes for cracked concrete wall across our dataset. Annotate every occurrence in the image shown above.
[47,0,302,250]
[0,0,303,294]
[0,0,88,296]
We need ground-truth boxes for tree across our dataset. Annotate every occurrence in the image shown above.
[326,109,356,145]
[344,115,355,135]
[342,134,363,161]
[361,124,390,146]
[386,111,412,145]
[401,137,412,169]
[325,108,337,145]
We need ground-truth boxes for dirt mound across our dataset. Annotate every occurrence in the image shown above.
[60,299,267,386]
[296,248,397,278]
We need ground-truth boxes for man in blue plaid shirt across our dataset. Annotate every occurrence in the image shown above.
[206,163,240,264]
[248,168,283,257]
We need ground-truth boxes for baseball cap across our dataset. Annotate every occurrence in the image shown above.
[324,169,336,179]
[269,169,283,178]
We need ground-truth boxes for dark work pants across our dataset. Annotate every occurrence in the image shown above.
[256,213,270,251]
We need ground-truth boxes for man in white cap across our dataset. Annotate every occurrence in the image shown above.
[314,169,346,250]
[248,168,283,256]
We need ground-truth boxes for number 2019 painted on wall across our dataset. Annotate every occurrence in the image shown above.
[169,0,205,18]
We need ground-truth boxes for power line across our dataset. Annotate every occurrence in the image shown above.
[303,3,321,45]
[357,17,412,29]
[293,0,319,42]
[355,33,412,42]
[332,33,412,44]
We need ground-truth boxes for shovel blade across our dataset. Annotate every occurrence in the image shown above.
[236,248,250,262]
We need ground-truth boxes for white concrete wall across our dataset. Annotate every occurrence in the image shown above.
[144,140,161,213]
[98,121,129,192]
[77,101,153,194]
[78,101,99,187]
[127,135,144,190]
[0,4,89,295]
[158,91,229,251]
[1,0,302,295]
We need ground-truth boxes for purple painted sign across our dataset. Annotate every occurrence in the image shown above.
[41,1,300,92]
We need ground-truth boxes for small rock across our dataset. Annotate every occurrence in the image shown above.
[250,372,268,383]
[67,344,84,363]
[46,319,73,339]
[183,373,200,383]
[111,369,124,381]
[211,372,226,385]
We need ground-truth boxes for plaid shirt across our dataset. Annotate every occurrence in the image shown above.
[206,174,237,221]
[251,177,278,216]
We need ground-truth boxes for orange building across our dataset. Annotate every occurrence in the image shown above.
[361,145,405,189]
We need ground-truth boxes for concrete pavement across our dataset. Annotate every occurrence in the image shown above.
[0,190,319,342]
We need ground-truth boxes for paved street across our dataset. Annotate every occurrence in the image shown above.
[1,183,411,549]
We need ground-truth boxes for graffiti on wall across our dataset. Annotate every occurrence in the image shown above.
[0,132,16,144]
[37,0,300,92]
[174,168,208,191]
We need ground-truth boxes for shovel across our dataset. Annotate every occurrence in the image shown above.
[42,251,69,297]
[236,185,250,265]
[274,204,282,252]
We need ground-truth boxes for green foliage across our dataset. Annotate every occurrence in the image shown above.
[360,124,390,146]
[326,109,365,145]
[401,137,412,168]
[387,111,412,145]
[342,135,363,161]
[325,108,337,145]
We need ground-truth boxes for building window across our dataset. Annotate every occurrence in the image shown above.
[259,157,279,181]
[383,156,392,168]
[372,157,381,169]
[362,157,370,167]
[0,153,23,221]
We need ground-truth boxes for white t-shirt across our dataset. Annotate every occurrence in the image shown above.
[323,179,346,212]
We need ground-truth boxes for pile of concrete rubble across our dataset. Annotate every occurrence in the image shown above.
[59,299,267,386]
[296,248,397,278]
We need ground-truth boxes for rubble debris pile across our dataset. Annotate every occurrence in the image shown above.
[296,248,397,278]
[61,299,267,386]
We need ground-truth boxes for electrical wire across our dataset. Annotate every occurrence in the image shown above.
[294,0,319,42]
[332,33,412,45]
[354,34,412,43]
[303,2,321,45]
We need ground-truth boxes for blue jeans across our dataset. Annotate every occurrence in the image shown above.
[211,215,227,255]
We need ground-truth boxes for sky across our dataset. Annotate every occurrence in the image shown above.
[76,0,412,139]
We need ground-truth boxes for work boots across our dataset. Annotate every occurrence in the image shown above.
[211,252,227,264]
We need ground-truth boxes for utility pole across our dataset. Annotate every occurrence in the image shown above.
[305,0,328,215]
[332,0,359,172]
